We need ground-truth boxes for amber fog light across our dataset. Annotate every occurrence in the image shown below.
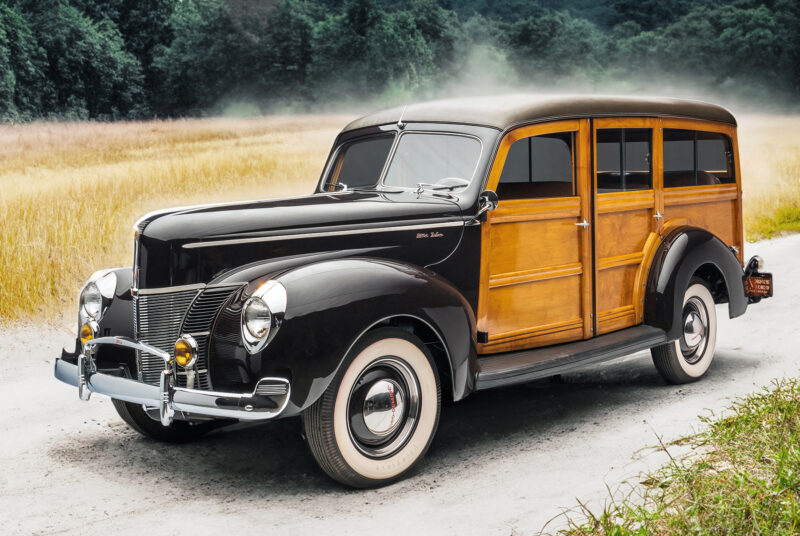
[80,321,98,347]
[174,335,198,368]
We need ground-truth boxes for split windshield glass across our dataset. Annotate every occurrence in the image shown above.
[328,135,395,190]
[326,132,482,192]
[383,133,481,190]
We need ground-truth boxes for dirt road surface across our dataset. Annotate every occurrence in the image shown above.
[2,234,798,535]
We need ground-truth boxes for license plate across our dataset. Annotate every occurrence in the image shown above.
[745,273,773,298]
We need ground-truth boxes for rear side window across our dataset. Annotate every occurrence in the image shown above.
[663,129,735,187]
[596,129,652,192]
[497,132,575,199]
[327,135,394,190]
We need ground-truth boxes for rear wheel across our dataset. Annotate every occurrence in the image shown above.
[303,328,441,488]
[651,279,718,384]
[111,399,220,443]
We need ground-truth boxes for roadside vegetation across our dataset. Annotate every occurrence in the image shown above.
[558,377,800,536]
[0,115,350,322]
[739,116,800,241]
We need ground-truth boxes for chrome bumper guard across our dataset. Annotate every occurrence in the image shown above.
[54,336,290,426]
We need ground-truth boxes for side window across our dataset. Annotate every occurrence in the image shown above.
[663,129,695,187]
[663,129,735,187]
[327,135,394,190]
[497,132,575,199]
[698,131,735,184]
[596,128,652,192]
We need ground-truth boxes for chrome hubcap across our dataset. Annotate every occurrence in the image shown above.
[363,379,406,436]
[683,312,704,348]
[680,297,709,364]
[347,357,420,459]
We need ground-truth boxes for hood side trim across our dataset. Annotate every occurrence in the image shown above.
[182,220,465,250]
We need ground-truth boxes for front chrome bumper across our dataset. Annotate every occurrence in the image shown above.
[54,336,290,426]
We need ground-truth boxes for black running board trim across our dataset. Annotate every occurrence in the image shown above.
[475,325,669,390]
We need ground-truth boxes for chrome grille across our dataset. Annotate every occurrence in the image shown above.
[134,289,199,385]
[176,286,240,390]
[134,285,241,390]
[255,383,289,396]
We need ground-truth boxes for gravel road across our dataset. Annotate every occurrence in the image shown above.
[2,234,798,535]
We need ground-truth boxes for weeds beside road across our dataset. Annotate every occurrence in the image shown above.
[561,378,800,536]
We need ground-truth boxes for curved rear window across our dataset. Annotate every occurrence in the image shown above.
[383,133,481,189]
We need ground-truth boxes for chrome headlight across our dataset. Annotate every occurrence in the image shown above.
[241,280,287,354]
[244,297,272,339]
[78,270,117,325]
[80,283,103,320]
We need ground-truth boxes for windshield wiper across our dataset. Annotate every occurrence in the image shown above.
[414,180,469,195]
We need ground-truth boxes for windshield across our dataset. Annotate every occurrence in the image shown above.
[325,135,394,191]
[383,133,482,190]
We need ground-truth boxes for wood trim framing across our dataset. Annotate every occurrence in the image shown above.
[477,119,592,354]
[476,114,743,354]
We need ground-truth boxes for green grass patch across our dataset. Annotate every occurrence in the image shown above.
[558,378,800,536]
[747,205,800,242]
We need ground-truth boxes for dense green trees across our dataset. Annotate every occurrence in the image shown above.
[0,0,798,121]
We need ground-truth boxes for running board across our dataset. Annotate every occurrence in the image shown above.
[475,325,669,391]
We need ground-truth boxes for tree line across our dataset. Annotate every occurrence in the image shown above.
[1,0,798,121]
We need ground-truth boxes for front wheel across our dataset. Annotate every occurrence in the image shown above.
[651,279,718,384]
[303,328,441,488]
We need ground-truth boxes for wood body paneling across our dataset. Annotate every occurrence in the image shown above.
[478,120,592,354]
[476,115,743,355]
[593,118,660,335]
[660,118,743,263]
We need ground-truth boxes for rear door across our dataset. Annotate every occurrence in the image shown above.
[592,118,663,334]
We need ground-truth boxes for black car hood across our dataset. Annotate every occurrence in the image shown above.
[136,190,465,288]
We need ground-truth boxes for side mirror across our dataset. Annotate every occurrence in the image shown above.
[476,190,499,220]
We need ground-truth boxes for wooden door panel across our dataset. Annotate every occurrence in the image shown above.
[485,276,583,351]
[593,118,660,335]
[489,213,581,277]
[477,119,592,354]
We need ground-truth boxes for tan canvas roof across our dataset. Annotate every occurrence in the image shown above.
[342,94,737,132]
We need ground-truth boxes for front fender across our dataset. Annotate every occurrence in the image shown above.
[62,267,135,371]
[644,227,747,340]
[209,258,477,416]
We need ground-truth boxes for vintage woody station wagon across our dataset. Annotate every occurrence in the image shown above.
[55,95,773,487]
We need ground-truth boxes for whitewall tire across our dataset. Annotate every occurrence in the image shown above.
[651,279,718,384]
[303,327,441,488]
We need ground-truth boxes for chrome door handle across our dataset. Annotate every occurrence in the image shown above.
[653,210,664,220]
[575,219,590,228]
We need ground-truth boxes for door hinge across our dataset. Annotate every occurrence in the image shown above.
[477,331,489,344]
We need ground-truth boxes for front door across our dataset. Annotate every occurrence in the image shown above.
[477,120,593,354]
[592,118,662,334]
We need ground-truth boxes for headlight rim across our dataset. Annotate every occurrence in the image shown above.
[80,282,103,320]
[240,280,287,354]
[243,296,272,340]
[77,269,118,327]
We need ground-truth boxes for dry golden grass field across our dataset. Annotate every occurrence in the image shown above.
[0,113,797,323]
